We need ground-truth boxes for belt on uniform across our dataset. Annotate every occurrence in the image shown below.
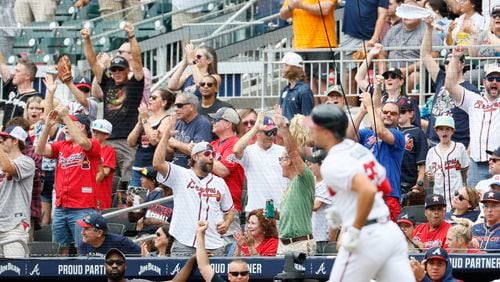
[364,216,390,226]
[280,234,313,245]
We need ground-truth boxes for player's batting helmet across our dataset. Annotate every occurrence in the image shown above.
[308,104,348,140]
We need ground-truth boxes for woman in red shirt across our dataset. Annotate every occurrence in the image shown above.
[233,209,278,256]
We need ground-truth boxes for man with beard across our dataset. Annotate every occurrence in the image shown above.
[446,46,500,187]
[154,117,234,256]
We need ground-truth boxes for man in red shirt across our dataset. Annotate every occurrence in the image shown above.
[209,107,244,240]
[413,194,452,250]
[36,105,101,255]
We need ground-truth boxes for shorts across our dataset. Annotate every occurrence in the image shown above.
[108,139,136,183]
[296,51,335,80]
[340,33,364,70]
[41,170,55,203]
[52,208,95,248]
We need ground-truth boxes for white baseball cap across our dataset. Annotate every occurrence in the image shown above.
[0,126,28,143]
[208,107,240,125]
[281,52,303,68]
[91,119,113,134]
[434,116,455,129]
[191,141,213,155]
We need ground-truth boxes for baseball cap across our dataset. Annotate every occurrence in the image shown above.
[91,119,113,135]
[139,166,157,181]
[105,248,126,261]
[397,96,414,112]
[281,52,303,68]
[77,213,108,232]
[305,149,327,164]
[325,85,343,97]
[304,104,348,136]
[484,65,500,78]
[73,76,91,92]
[425,194,446,209]
[397,211,416,226]
[0,126,28,143]
[208,107,240,125]
[486,146,500,158]
[67,114,91,135]
[480,191,500,203]
[110,56,129,70]
[191,141,213,155]
[434,116,455,129]
[382,68,403,79]
[492,5,500,15]
[425,247,449,262]
[263,116,277,131]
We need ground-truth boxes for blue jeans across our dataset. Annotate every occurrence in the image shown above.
[52,208,95,248]
[129,170,142,188]
[467,160,490,187]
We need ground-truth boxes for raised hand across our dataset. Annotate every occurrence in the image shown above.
[197,220,209,234]
[452,45,465,57]
[46,110,59,128]
[43,73,58,94]
[122,21,135,38]
[54,104,69,119]
[273,104,286,128]
[368,43,383,56]
[80,28,91,40]
[184,43,196,64]
[138,103,149,121]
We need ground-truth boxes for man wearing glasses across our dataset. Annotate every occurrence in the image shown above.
[348,91,405,221]
[168,92,212,168]
[476,146,500,198]
[196,221,250,282]
[446,46,500,187]
[197,74,234,118]
[233,113,289,218]
[154,121,234,257]
[81,22,144,190]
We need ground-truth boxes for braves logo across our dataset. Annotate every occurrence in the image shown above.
[473,100,499,113]
[186,179,222,201]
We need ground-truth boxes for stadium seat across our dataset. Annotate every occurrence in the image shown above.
[77,3,101,20]
[30,242,60,257]
[34,225,53,242]
[401,205,426,224]
[54,0,76,23]
[107,223,126,235]
[11,38,37,56]
[322,242,338,255]
[102,208,137,237]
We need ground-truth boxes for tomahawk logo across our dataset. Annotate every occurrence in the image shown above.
[432,248,442,256]
[315,262,326,275]
[30,264,40,276]
[170,263,181,275]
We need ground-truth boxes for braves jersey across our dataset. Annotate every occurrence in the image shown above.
[413,222,452,249]
[425,142,469,210]
[49,138,101,209]
[96,144,116,210]
[157,163,233,249]
[458,89,500,162]
[320,139,390,228]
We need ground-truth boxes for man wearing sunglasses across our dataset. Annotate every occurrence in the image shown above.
[233,113,288,217]
[154,125,234,257]
[476,146,500,197]
[421,17,480,148]
[197,75,233,118]
[196,220,250,282]
[81,22,145,191]
[445,46,500,187]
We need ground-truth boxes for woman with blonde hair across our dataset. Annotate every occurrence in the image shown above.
[446,186,481,222]
[23,96,44,141]
[446,217,481,253]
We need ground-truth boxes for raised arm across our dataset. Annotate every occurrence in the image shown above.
[233,112,265,159]
[355,43,383,92]
[81,28,104,82]
[42,74,57,114]
[346,103,367,142]
[170,255,197,282]
[369,7,388,46]
[56,105,92,150]
[153,116,175,176]
[444,45,466,104]
[35,111,58,157]
[274,105,305,172]
[359,92,396,145]
[122,22,144,81]
[0,144,17,176]
[167,44,193,91]
[420,18,440,82]
[196,221,215,282]
[0,51,11,81]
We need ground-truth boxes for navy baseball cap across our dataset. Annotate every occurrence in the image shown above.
[397,211,416,226]
[263,116,277,131]
[425,194,446,209]
[425,247,448,262]
[77,213,108,232]
[486,146,500,158]
[73,76,91,92]
[480,191,500,203]
[138,166,157,181]
[110,56,129,70]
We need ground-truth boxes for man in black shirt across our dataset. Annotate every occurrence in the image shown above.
[0,57,40,126]
[81,21,145,188]
[197,74,234,118]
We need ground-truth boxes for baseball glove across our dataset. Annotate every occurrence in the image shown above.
[57,55,73,83]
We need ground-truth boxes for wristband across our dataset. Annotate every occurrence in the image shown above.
[128,34,135,39]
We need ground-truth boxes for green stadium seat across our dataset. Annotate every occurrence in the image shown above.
[77,3,101,20]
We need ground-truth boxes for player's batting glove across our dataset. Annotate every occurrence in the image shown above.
[342,227,360,252]
[325,207,342,229]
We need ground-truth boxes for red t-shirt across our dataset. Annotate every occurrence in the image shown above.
[413,221,452,249]
[241,237,278,256]
[50,138,101,209]
[211,135,245,211]
[96,144,116,210]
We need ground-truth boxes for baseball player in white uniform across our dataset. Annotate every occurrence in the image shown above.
[306,104,414,282]
[153,116,234,256]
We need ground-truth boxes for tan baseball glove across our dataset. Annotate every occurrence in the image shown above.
[57,55,73,84]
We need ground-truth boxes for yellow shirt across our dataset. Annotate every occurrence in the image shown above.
[282,0,337,48]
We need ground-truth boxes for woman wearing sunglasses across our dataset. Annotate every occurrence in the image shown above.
[445,186,481,222]
[168,43,221,100]
[141,224,172,257]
